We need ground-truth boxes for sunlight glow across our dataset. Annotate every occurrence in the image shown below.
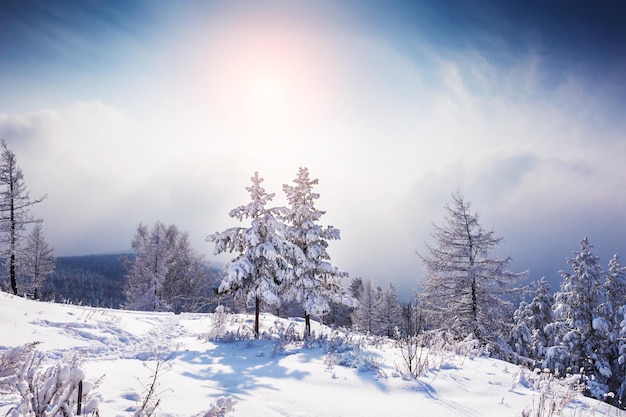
[193,11,333,135]
[248,73,289,117]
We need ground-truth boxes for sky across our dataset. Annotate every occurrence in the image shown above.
[1,0,626,299]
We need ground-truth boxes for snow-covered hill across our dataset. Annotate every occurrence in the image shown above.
[0,291,621,417]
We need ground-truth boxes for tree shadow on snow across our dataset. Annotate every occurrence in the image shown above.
[175,339,310,399]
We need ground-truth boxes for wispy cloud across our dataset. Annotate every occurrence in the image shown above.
[1,1,625,296]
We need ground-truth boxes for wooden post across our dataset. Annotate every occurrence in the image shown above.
[77,380,83,415]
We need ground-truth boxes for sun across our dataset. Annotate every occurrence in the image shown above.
[198,12,333,132]
[248,73,290,117]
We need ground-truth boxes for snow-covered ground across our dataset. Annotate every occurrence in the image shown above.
[0,291,623,417]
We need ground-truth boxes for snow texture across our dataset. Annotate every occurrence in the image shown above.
[1,291,623,417]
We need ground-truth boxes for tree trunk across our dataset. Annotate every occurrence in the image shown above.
[10,253,17,295]
[9,177,17,295]
[304,313,311,339]
[471,277,479,339]
[254,296,260,339]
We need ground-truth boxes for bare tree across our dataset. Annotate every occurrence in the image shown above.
[351,278,379,334]
[20,223,56,299]
[124,221,180,312]
[418,192,525,346]
[0,140,46,295]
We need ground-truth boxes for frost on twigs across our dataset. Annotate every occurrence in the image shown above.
[395,335,430,379]
[321,330,383,373]
[0,342,40,394]
[2,347,100,417]
[518,369,584,417]
[205,305,256,342]
[265,320,301,357]
[133,358,172,417]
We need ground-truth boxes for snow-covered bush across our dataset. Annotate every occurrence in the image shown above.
[205,307,256,342]
[395,335,429,378]
[264,320,301,357]
[193,396,237,417]
[321,330,382,372]
[0,342,40,394]
[5,348,100,417]
[206,305,231,339]
[517,368,585,417]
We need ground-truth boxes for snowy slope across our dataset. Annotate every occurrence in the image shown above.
[0,291,622,417]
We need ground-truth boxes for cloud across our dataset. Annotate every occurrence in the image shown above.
[0,101,229,255]
[1,2,625,300]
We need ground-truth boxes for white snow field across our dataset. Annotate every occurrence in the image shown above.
[1,291,623,417]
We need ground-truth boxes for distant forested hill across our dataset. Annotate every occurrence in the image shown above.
[41,254,224,310]
[42,253,132,308]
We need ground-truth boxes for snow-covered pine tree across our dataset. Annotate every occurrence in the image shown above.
[601,254,626,406]
[279,167,351,338]
[0,140,46,296]
[510,300,535,361]
[207,172,289,337]
[618,304,626,407]
[19,223,56,300]
[124,221,180,312]
[419,192,525,348]
[511,277,555,363]
[527,277,554,360]
[349,277,364,300]
[545,238,607,397]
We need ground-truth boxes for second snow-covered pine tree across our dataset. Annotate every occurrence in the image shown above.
[279,167,351,337]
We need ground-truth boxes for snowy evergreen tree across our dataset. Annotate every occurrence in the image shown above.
[349,277,364,300]
[207,172,289,337]
[375,283,403,338]
[544,238,606,392]
[511,277,554,362]
[19,223,56,299]
[618,304,626,406]
[527,277,554,360]
[604,255,626,328]
[510,300,534,360]
[0,140,46,296]
[600,254,626,406]
[279,167,351,337]
[418,192,525,347]
[324,299,354,328]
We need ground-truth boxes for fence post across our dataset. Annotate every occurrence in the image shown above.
[77,380,83,415]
